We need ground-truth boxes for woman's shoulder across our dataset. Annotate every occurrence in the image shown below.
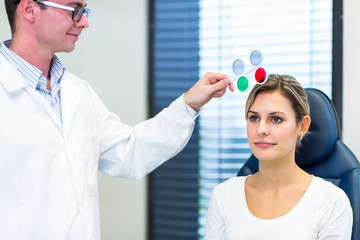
[311,176,350,205]
[212,176,247,194]
[310,176,353,237]
[312,176,345,194]
[210,176,248,207]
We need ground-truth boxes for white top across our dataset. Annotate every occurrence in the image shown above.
[204,176,353,240]
[0,55,198,240]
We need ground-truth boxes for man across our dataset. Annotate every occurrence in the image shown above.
[0,0,234,239]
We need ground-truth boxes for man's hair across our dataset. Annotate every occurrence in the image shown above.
[4,0,21,34]
[4,0,45,34]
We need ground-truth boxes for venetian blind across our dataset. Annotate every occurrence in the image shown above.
[148,0,201,239]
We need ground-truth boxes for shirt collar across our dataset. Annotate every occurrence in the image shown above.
[0,40,66,90]
[50,54,66,85]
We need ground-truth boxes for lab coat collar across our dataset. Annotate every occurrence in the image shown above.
[0,54,84,136]
[0,55,28,92]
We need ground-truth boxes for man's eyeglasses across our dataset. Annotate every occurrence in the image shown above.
[34,0,91,22]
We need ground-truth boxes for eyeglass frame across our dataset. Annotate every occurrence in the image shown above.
[34,0,91,22]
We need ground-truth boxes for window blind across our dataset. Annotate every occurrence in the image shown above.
[148,0,200,239]
[197,0,334,238]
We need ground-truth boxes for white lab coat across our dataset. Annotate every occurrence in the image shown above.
[0,55,197,239]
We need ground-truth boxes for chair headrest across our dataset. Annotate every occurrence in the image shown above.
[295,88,341,167]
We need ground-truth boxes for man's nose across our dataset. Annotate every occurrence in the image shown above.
[76,13,90,29]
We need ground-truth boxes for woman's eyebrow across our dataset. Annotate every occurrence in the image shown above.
[247,111,258,118]
[247,111,286,116]
[269,112,286,115]
[248,110,285,115]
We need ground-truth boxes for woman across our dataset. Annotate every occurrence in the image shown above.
[204,74,353,239]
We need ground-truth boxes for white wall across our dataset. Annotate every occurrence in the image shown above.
[343,0,360,160]
[0,1,148,239]
[0,3,10,39]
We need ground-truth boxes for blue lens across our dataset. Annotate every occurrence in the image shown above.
[233,59,245,75]
[250,50,262,66]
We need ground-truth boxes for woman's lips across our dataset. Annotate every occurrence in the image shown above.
[255,141,275,148]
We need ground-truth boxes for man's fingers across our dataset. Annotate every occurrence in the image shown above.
[209,78,231,92]
[229,81,235,92]
[205,72,230,85]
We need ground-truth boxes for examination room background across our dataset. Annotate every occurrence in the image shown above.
[0,0,359,239]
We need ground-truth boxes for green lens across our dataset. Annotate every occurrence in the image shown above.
[237,76,249,92]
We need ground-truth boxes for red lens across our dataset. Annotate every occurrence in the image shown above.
[255,68,266,83]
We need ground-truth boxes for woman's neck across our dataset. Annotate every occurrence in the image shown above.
[252,161,310,193]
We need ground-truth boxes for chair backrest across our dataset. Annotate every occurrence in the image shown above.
[237,88,360,240]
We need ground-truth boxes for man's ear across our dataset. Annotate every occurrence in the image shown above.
[19,0,39,23]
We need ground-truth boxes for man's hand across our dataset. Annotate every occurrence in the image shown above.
[183,72,234,110]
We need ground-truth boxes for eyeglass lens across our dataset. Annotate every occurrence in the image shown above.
[73,8,90,21]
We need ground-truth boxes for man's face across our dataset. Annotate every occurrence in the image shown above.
[34,0,90,54]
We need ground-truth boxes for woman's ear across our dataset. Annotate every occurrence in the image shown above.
[299,115,311,136]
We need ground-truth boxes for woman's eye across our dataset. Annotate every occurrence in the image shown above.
[272,116,282,123]
[249,116,259,122]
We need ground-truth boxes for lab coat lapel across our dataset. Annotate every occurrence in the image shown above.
[0,56,28,92]
[61,74,83,137]
[0,56,83,135]
[0,56,63,129]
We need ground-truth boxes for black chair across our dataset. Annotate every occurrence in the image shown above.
[238,88,360,240]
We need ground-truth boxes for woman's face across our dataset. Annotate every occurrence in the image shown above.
[247,90,301,164]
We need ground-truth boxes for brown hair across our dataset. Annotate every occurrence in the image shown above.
[245,74,310,126]
[4,0,20,34]
[5,0,45,34]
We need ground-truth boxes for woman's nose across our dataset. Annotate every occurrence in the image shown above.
[257,120,270,136]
